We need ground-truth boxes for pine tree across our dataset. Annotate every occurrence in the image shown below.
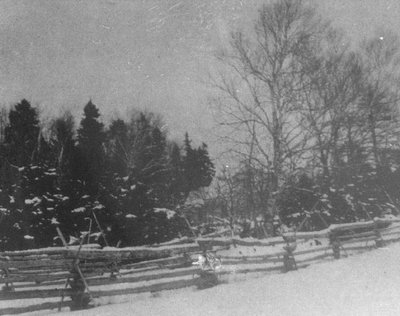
[167,142,186,207]
[4,99,40,166]
[146,126,168,206]
[107,118,129,176]
[0,100,43,249]
[182,133,196,195]
[77,101,106,194]
[196,143,215,188]
[182,133,215,196]
[124,113,169,206]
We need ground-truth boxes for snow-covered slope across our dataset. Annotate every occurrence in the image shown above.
[28,242,400,316]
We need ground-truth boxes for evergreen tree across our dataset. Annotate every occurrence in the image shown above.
[277,174,321,230]
[124,113,169,206]
[182,133,215,196]
[182,133,196,195]
[107,118,129,176]
[4,99,40,166]
[167,142,186,207]
[0,103,214,249]
[77,101,106,194]
[0,100,44,250]
[196,143,215,187]
[47,113,93,244]
[146,126,168,206]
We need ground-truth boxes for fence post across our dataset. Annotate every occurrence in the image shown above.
[195,241,220,289]
[330,234,341,259]
[374,228,385,248]
[0,256,14,292]
[56,227,92,310]
[282,236,297,272]
[69,265,91,311]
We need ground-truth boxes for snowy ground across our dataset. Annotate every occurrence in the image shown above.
[20,242,400,316]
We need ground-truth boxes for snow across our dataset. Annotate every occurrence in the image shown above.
[50,217,59,225]
[71,207,85,213]
[25,196,42,205]
[5,221,400,315]
[43,196,54,202]
[154,208,176,219]
[89,232,103,240]
[68,236,79,245]
[30,242,400,316]
[93,203,105,210]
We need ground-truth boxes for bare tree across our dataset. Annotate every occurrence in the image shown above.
[211,0,326,216]
[215,166,242,237]
[359,30,400,168]
[215,161,274,236]
[50,111,75,171]
[107,112,170,183]
[298,31,364,184]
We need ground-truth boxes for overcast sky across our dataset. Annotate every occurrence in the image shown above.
[0,0,399,159]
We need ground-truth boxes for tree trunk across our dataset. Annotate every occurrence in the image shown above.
[369,112,380,168]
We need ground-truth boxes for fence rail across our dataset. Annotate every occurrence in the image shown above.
[1,218,400,315]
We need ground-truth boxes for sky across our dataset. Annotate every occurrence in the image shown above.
[0,0,399,160]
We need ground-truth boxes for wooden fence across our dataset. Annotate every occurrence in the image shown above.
[1,217,400,315]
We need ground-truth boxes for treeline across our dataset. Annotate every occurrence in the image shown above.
[212,0,400,234]
[0,100,215,250]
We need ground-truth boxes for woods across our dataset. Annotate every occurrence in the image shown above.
[211,0,400,233]
[2,0,400,250]
[0,100,215,250]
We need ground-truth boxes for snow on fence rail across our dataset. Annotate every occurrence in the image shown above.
[2,218,400,315]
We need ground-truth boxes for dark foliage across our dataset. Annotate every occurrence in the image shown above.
[0,100,215,250]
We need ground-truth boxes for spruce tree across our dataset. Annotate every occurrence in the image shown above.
[4,99,40,166]
[0,101,67,249]
[167,142,186,206]
[196,143,215,187]
[182,133,215,196]
[77,101,106,194]
[107,118,129,176]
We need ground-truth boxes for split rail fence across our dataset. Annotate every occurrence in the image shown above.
[1,217,400,315]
